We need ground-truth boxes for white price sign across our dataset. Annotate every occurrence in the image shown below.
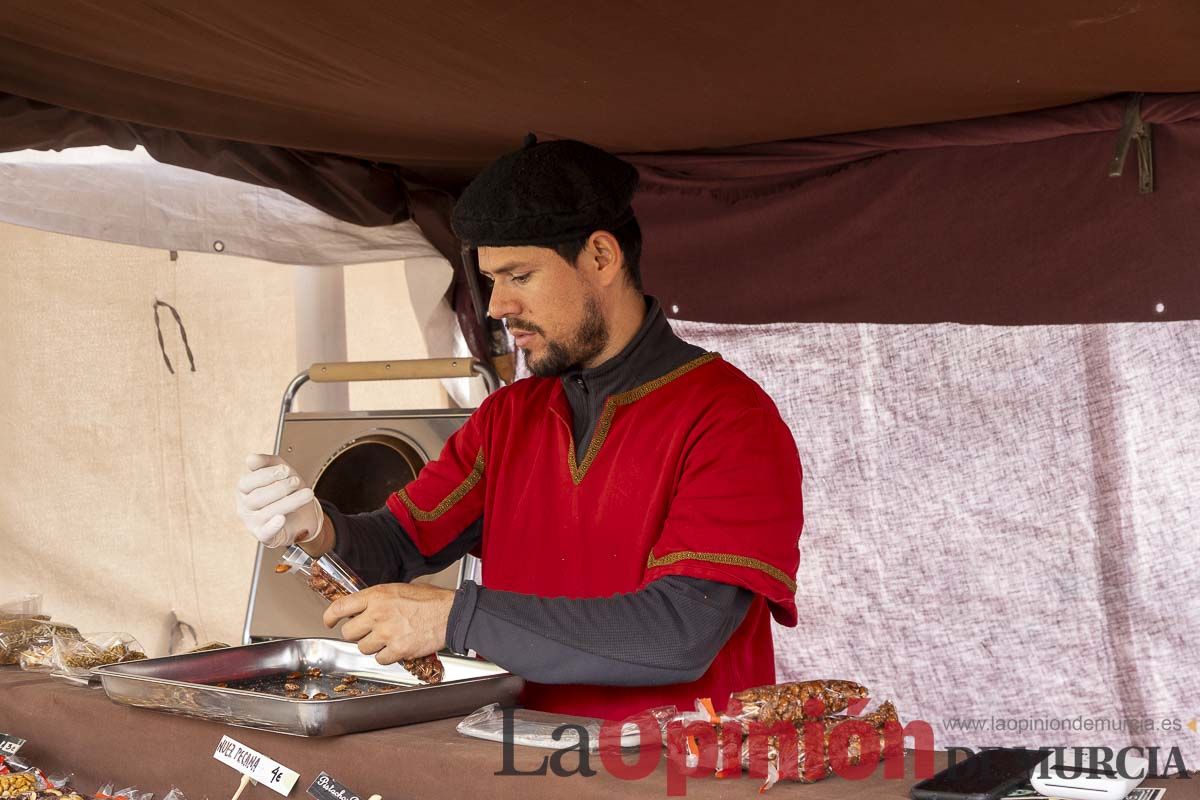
[213,735,299,797]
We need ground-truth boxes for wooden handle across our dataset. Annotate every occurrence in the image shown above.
[308,358,477,383]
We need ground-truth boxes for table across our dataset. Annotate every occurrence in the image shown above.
[0,668,1188,799]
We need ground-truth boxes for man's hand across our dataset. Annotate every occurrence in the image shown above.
[235,454,330,552]
[324,583,455,665]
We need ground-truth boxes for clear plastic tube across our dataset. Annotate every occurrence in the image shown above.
[278,545,445,684]
[280,545,367,600]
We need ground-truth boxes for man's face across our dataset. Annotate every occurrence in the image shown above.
[478,245,608,376]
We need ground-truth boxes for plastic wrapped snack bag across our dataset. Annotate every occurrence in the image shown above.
[729,678,870,724]
[51,632,146,681]
[0,768,43,799]
[663,680,902,792]
[0,593,83,667]
[93,784,153,800]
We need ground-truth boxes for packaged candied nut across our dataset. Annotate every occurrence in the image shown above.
[51,633,146,680]
[664,686,901,792]
[48,788,89,800]
[0,755,86,800]
[92,784,153,800]
[18,638,57,672]
[0,620,82,667]
[0,769,41,799]
[0,767,70,800]
[0,594,83,667]
[278,545,445,684]
[743,699,900,790]
[729,678,869,724]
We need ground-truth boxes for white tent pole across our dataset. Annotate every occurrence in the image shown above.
[292,264,349,412]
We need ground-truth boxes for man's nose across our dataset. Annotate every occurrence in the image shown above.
[487,284,521,320]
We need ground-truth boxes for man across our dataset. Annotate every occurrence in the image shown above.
[236,138,803,721]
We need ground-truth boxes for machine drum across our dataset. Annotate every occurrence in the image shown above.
[314,434,426,513]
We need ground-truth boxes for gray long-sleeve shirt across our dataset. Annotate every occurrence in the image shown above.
[325,296,754,685]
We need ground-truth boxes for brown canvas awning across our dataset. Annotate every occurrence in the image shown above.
[3,1,1199,180]
[2,1,1198,329]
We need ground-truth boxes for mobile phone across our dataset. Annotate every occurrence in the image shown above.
[910,748,1049,800]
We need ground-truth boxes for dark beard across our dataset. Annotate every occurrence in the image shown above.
[525,295,609,377]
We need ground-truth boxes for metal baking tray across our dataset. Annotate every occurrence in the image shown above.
[94,638,524,737]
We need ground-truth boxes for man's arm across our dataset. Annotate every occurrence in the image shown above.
[445,576,754,686]
[319,501,481,587]
[320,501,752,684]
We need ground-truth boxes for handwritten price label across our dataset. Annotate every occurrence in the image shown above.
[0,735,25,757]
[213,735,299,797]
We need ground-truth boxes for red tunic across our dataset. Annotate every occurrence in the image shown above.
[386,353,804,721]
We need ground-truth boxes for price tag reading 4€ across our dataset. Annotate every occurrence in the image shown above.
[306,772,362,800]
[213,735,299,797]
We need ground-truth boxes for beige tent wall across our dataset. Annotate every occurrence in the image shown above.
[0,221,447,656]
[344,260,448,412]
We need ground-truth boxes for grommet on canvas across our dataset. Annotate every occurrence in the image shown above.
[1155,302,1165,314]
[213,240,226,252]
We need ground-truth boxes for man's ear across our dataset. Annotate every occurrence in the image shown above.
[585,231,623,288]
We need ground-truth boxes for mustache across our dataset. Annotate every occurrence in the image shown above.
[506,320,544,335]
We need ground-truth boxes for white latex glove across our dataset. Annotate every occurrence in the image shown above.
[235,453,324,548]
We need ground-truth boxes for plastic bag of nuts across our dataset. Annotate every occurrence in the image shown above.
[728,679,870,724]
[0,614,47,666]
[740,698,901,790]
[1,620,82,667]
[0,756,86,800]
[0,769,41,799]
[18,636,58,673]
[50,632,146,680]
[0,594,83,667]
[278,545,445,684]
[93,783,152,800]
[664,687,901,793]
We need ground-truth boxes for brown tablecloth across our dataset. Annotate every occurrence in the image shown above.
[0,667,1188,799]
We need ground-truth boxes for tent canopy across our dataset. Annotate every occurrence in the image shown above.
[2,1,1200,332]
[2,1,1199,185]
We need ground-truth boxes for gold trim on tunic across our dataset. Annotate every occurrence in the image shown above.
[566,352,721,485]
[396,449,485,521]
[646,549,797,593]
